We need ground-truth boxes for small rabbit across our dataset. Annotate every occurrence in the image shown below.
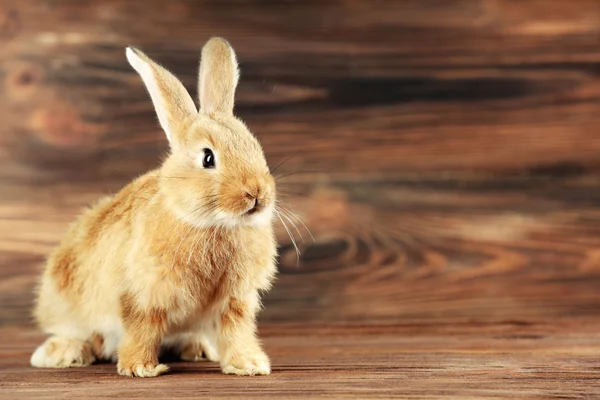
[30,38,277,377]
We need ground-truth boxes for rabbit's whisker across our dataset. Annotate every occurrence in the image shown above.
[269,152,300,175]
[277,202,315,242]
[275,209,300,266]
[275,170,320,181]
[276,205,304,243]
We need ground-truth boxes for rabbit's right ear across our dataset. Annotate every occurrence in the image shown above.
[198,37,239,116]
[126,47,197,146]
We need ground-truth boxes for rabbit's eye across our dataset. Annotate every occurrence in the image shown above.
[202,148,215,169]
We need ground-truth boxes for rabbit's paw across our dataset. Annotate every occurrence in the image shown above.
[221,351,270,376]
[31,336,95,368]
[117,360,169,378]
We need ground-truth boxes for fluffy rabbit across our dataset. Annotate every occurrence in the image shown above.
[31,37,277,378]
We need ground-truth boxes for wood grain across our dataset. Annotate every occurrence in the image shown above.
[3,0,600,183]
[1,322,600,399]
[2,0,600,329]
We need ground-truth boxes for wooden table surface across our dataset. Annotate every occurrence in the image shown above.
[2,321,600,399]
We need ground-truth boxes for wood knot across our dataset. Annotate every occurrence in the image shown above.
[17,70,35,85]
[29,101,101,148]
[279,235,368,272]
[6,64,42,100]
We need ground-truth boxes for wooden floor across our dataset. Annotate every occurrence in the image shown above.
[2,321,599,399]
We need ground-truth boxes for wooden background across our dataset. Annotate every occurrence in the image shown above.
[2,0,600,329]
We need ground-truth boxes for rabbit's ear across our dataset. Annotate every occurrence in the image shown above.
[198,38,239,116]
[126,47,197,145]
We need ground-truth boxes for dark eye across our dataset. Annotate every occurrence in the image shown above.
[202,148,215,169]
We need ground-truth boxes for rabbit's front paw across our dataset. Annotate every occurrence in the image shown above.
[117,360,169,378]
[221,351,270,376]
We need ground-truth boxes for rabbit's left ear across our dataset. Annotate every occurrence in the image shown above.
[126,47,197,146]
[198,37,240,116]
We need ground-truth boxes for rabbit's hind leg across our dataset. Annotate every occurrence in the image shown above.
[162,329,220,363]
[31,335,96,368]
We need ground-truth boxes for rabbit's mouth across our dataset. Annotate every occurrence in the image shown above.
[239,201,274,227]
[245,199,260,216]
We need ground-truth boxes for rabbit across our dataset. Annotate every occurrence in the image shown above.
[30,37,278,378]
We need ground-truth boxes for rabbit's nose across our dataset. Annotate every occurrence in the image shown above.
[244,182,261,198]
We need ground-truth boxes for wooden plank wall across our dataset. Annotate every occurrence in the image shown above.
[2,0,600,327]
